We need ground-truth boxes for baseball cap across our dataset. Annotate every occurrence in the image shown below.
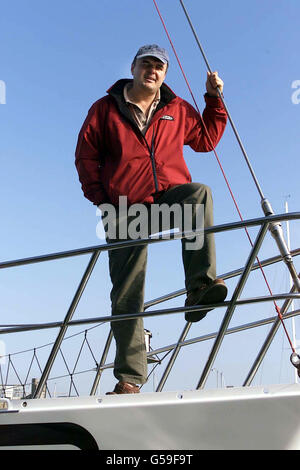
[135,44,169,64]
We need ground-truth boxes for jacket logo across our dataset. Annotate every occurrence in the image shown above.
[160,115,174,121]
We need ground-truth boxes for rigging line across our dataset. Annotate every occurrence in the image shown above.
[152,0,250,229]
[152,0,296,353]
[179,0,265,201]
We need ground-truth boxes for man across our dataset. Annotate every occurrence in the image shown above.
[75,44,228,395]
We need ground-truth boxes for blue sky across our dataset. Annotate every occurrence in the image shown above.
[0,0,299,395]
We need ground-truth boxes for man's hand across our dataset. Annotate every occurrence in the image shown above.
[206,71,224,97]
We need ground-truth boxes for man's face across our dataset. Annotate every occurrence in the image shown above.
[131,56,167,94]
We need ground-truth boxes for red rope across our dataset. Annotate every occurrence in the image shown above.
[152,0,296,353]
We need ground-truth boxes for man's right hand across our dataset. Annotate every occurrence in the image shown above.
[206,71,224,97]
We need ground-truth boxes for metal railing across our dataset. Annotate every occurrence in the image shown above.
[0,212,299,398]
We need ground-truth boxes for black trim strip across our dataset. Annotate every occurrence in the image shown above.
[0,422,99,450]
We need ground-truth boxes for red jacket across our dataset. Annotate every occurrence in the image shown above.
[75,79,227,206]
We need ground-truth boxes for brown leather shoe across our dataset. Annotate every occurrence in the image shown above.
[106,381,140,395]
[185,279,227,323]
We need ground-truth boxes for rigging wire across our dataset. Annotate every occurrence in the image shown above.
[152,0,297,355]
[178,0,265,200]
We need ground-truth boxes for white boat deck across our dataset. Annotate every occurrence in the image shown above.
[1,383,300,450]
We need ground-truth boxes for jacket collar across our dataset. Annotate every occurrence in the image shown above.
[106,79,177,133]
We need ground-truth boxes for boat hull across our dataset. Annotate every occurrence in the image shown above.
[1,384,300,450]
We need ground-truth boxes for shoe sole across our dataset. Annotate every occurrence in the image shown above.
[185,283,228,323]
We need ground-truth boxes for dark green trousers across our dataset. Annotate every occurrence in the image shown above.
[106,183,216,384]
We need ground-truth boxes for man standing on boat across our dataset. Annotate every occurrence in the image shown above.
[75,44,228,395]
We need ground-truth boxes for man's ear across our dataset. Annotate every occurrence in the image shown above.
[130,62,135,76]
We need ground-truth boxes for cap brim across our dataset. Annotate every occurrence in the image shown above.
[136,53,168,64]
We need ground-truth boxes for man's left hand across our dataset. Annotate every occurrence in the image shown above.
[206,71,224,97]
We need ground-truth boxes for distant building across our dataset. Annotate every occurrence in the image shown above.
[0,384,24,399]
[0,378,46,399]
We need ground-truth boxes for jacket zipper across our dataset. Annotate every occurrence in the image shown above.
[116,95,160,194]
[109,80,177,196]
[143,127,159,193]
